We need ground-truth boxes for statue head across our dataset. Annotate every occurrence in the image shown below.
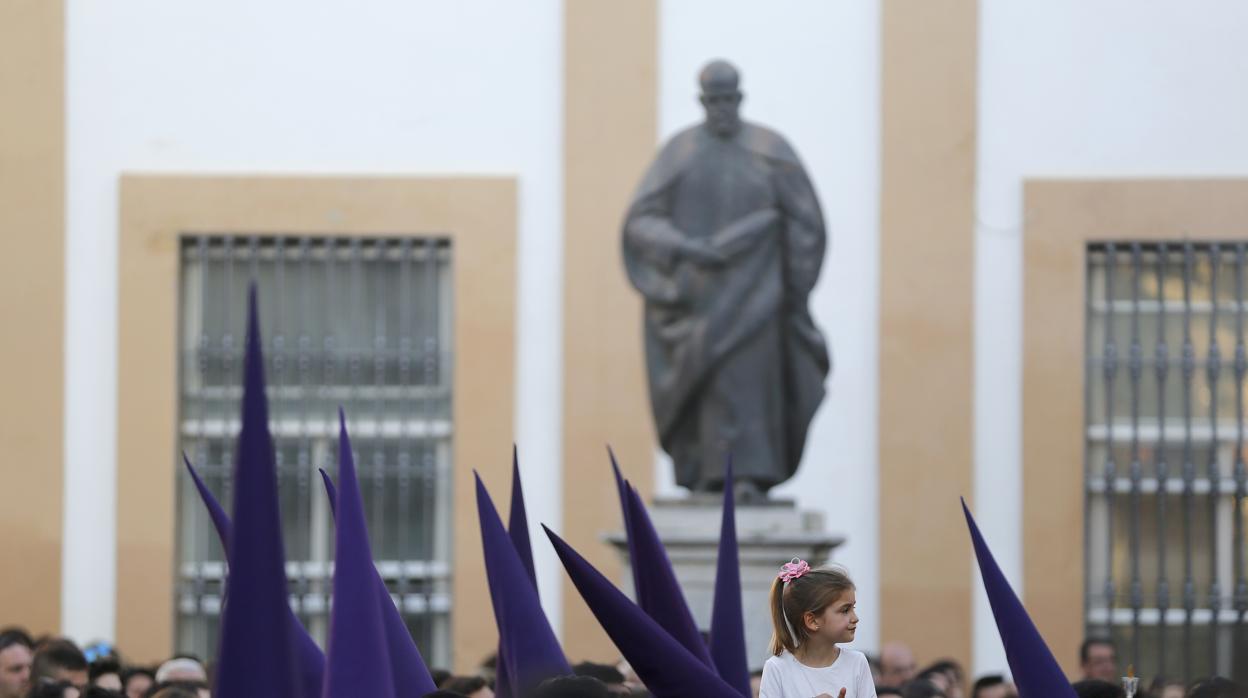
[698,60,743,139]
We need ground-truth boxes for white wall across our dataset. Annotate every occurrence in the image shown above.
[64,0,565,645]
[658,0,883,657]
[976,0,1248,676]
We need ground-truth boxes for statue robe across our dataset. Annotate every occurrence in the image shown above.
[622,122,829,490]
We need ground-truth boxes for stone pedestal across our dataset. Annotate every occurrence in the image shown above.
[605,496,843,670]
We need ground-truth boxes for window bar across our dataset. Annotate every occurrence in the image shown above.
[396,239,413,611]
[1235,243,1248,629]
[322,238,338,616]
[1181,242,1198,679]
[348,238,364,488]
[221,235,237,572]
[1127,243,1144,664]
[270,239,287,587]
[372,241,388,562]
[422,238,439,609]
[295,237,314,617]
[192,235,211,652]
[1207,244,1224,671]
[1155,243,1171,673]
[1103,243,1119,636]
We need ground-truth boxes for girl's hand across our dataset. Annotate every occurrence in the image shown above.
[813,691,846,698]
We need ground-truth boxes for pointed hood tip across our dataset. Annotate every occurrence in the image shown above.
[964,503,1077,697]
[548,529,740,695]
[324,411,398,697]
[215,286,305,697]
[478,474,569,690]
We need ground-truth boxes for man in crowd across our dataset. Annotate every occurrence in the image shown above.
[30,638,88,690]
[1079,638,1118,682]
[0,629,33,698]
[879,641,918,688]
[970,674,1017,698]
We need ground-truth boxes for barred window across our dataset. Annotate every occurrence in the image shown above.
[175,235,453,666]
[1086,242,1248,680]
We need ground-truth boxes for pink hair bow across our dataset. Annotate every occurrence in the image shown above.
[778,558,810,583]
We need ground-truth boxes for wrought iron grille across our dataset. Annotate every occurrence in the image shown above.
[1087,242,1248,681]
[175,235,453,666]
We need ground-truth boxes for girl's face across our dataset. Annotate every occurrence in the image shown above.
[804,588,858,644]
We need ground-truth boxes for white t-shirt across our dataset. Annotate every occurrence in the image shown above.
[759,648,877,698]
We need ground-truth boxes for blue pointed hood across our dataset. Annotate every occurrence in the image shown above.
[214,285,303,697]
[964,499,1076,698]
[544,526,740,698]
[709,458,749,695]
[322,410,395,698]
[495,447,540,698]
[182,453,232,546]
[317,468,437,696]
[184,454,324,698]
[476,474,570,695]
[508,445,538,588]
[318,468,337,515]
[621,482,714,668]
[607,446,634,588]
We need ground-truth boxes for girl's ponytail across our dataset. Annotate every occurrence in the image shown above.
[768,575,796,655]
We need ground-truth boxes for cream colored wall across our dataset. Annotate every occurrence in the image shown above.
[0,0,64,638]
[561,0,659,663]
[879,0,978,671]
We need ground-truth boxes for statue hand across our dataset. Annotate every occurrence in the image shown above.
[677,239,727,267]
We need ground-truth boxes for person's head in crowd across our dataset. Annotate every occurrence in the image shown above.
[750,668,763,698]
[1071,679,1125,698]
[429,668,453,688]
[0,628,33,698]
[442,676,493,698]
[613,660,640,690]
[477,653,497,685]
[152,658,205,686]
[119,668,153,698]
[877,689,904,698]
[31,639,88,689]
[88,658,122,691]
[571,662,628,696]
[921,660,965,698]
[970,674,1017,698]
[27,680,80,698]
[1147,677,1185,698]
[422,692,467,698]
[879,641,917,687]
[901,679,947,698]
[81,687,123,698]
[1078,638,1117,682]
[144,685,201,698]
[146,680,209,698]
[1189,677,1248,698]
[917,668,952,694]
[525,675,611,698]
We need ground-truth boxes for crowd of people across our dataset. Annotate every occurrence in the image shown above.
[0,628,208,698]
[3,621,1244,698]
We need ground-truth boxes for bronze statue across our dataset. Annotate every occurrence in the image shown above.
[622,60,830,499]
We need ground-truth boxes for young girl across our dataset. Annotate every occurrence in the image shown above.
[759,559,876,698]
